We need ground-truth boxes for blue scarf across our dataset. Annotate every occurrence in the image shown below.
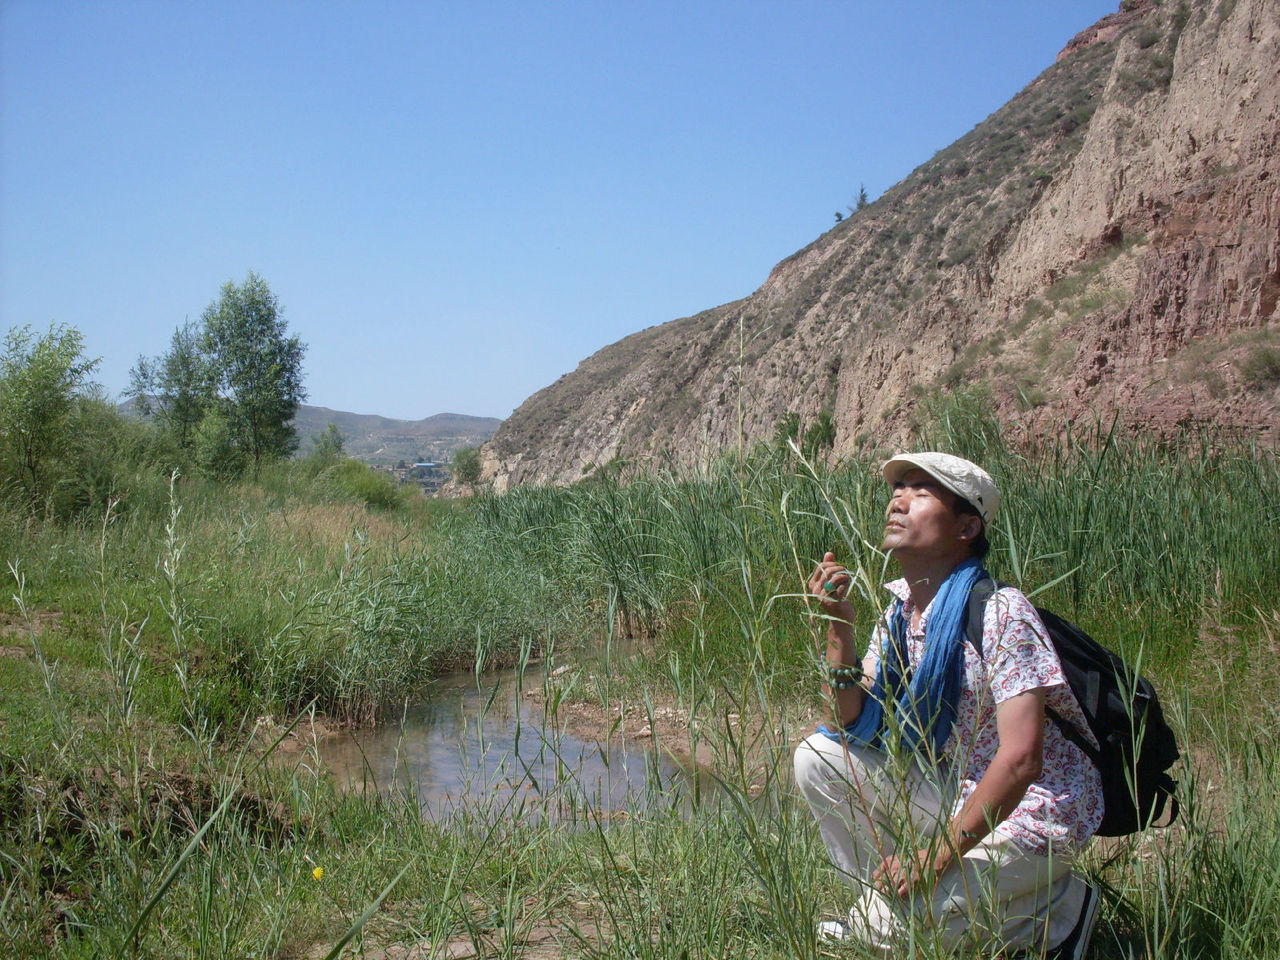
[821,557,987,762]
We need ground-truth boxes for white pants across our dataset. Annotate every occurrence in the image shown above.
[794,732,1086,955]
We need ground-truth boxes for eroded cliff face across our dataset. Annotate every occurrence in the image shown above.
[483,0,1279,491]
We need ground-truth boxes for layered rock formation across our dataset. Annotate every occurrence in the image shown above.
[484,0,1279,490]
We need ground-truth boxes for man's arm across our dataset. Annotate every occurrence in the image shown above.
[874,688,1047,896]
[808,552,872,727]
[939,688,1046,861]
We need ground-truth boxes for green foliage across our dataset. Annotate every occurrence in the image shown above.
[129,321,209,449]
[919,385,1007,465]
[773,412,801,454]
[0,324,100,512]
[192,407,248,481]
[58,392,159,518]
[452,445,482,486]
[800,409,835,460]
[1136,26,1162,49]
[1240,346,1280,391]
[312,422,345,463]
[327,459,408,511]
[130,323,203,432]
[1117,45,1175,96]
[130,273,306,481]
[201,272,307,477]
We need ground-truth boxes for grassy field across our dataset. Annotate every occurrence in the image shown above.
[2,416,1279,958]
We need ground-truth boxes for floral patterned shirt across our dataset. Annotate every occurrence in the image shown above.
[866,579,1104,855]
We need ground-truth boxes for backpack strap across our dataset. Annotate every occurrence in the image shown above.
[965,576,999,657]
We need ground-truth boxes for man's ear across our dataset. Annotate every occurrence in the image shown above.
[957,515,982,542]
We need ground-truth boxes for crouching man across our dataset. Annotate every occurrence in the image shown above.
[794,453,1101,958]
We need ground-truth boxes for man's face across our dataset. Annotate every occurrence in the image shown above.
[881,467,973,560]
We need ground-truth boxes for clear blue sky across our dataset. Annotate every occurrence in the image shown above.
[1,1,1117,421]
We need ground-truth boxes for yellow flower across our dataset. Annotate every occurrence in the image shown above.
[312,867,324,881]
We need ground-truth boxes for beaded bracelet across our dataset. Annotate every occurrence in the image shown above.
[826,664,863,689]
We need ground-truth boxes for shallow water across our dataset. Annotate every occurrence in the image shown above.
[318,667,699,820]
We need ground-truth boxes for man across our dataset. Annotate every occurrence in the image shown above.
[793,452,1102,958]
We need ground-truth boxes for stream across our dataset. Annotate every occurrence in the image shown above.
[317,665,703,821]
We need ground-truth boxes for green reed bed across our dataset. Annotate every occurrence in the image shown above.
[474,430,1280,692]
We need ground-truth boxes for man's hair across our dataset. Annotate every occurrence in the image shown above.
[950,494,991,559]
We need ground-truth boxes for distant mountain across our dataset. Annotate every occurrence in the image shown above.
[293,406,501,464]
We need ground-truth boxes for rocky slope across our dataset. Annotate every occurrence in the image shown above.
[484,0,1280,490]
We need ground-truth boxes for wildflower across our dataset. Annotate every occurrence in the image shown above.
[313,867,324,881]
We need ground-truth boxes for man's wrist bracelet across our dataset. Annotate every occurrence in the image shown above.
[826,664,863,689]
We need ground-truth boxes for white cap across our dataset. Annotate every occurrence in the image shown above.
[881,452,1000,525]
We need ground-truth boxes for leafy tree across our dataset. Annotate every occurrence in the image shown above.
[857,184,869,211]
[128,321,209,449]
[200,272,306,477]
[313,422,346,462]
[193,408,247,481]
[0,324,99,510]
[62,389,149,517]
[452,446,482,487]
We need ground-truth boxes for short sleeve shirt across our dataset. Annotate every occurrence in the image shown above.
[867,579,1104,855]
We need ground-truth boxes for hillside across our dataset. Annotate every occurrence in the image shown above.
[482,0,1280,490]
[293,406,500,464]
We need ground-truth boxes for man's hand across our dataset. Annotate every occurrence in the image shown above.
[871,848,945,898]
[809,551,854,615]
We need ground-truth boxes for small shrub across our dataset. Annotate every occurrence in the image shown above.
[1241,346,1280,391]
[1031,329,1055,363]
[1171,2,1191,35]
[452,446,482,486]
[1016,383,1049,409]
[801,410,835,459]
[1136,27,1161,49]
[328,459,409,511]
[1016,298,1052,334]
[773,412,800,454]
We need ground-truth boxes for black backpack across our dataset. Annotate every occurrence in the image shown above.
[966,578,1180,837]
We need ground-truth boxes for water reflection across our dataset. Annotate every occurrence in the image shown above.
[318,668,699,821]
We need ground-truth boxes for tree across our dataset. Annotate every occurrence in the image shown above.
[452,446,481,487]
[129,320,210,449]
[856,184,869,211]
[192,407,247,480]
[200,272,306,477]
[0,324,99,510]
[313,422,346,462]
